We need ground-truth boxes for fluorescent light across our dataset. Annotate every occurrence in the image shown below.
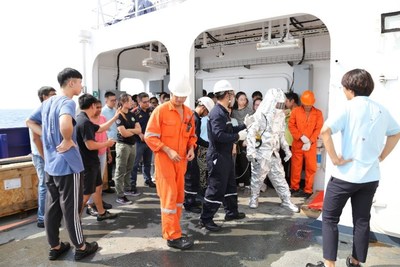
[142,57,168,69]
[257,38,302,51]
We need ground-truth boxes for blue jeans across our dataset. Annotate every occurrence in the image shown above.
[32,154,46,223]
[131,141,152,186]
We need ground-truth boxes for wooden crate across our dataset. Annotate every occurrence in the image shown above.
[0,161,38,218]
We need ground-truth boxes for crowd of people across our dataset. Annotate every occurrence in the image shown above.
[26,68,400,266]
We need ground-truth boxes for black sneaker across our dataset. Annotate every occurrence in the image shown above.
[74,241,98,261]
[102,188,115,194]
[145,180,156,188]
[37,221,45,228]
[86,206,98,216]
[198,220,222,232]
[97,211,118,221]
[225,212,246,221]
[306,261,325,267]
[48,241,71,260]
[102,201,112,209]
[116,196,132,205]
[167,236,194,250]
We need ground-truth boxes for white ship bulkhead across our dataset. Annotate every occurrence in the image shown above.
[81,0,400,242]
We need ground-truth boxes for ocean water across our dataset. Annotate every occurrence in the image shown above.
[0,109,34,128]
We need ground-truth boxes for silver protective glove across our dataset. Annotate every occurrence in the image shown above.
[238,129,247,141]
[300,135,310,144]
[302,142,311,151]
[244,114,255,128]
[247,154,257,163]
[284,150,292,162]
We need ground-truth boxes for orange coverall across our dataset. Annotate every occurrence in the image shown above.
[288,106,323,194]
[144,101,197,240]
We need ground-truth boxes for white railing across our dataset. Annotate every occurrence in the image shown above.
[93,0,186,29]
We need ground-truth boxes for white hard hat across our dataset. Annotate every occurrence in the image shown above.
[213,80,234,94]
[198,96,215,112]
[168,74,192,97]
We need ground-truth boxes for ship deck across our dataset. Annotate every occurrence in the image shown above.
[1,175,399,267]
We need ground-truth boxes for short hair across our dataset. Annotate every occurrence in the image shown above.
[150,96,158,104]
[207,92,215,98]
[78,93,98,110]
[38,86,56,102]
[341,69,374,97]
[202,89,207,96]
[104,91,116,98]
[137,92,149,102]
[285,92,299,105]
[164,94,170,100]
[57,68,82,87]
[215,91,229,100]
[159,92,167,99]
[252,91,263,99]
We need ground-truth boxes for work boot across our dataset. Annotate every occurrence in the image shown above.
[167,236,194,250]
[249,195,258,209]
[225,212,246,221]
[184,205,202,214]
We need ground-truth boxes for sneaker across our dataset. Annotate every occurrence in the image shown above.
[225,212,246,221]
[97,210,118,221]
[145,180,156,188]
[346,256,361,267]
[198,220,222,232]
[86,206,98,216]
[102,201,112,209]
[116,196,132,205]
[167,236,194,250]
[281,201,299,213]
[124,187,141,196]
[74,241,98,261]
[48,241,71,260]
[102,188,115,194]
[306,261,326,267]
[37,221,45,228]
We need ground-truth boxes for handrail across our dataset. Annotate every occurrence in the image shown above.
[93,0,186,29]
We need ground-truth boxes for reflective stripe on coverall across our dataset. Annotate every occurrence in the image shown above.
[288,106,323,194]
[200,103,246,222]
[144,101,197,240]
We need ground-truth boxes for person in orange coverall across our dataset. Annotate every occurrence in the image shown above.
[144,75,197,250]
[288,90,323,198]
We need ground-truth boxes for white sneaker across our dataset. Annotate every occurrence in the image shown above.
[249,197,258,209]
[281,201,299,213]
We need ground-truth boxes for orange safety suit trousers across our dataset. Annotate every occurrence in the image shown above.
[155,152,187,240]
[290,142,317,194]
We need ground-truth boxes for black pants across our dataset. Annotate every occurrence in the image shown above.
[107,144,116,183]
[322,177,379,262]
[45,172,85,248]
[184,154,200,207]
[201,151,238,222]
[235,141,251,186]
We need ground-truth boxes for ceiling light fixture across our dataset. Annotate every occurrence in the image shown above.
[142,42,168,69]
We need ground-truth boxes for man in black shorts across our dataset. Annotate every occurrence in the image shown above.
[76,93,119,221]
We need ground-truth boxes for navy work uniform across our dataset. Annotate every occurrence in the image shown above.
[200,103,246,222]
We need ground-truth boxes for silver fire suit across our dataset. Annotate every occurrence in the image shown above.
[246,88,298,212]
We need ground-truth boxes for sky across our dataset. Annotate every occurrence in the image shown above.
[0,0,95,109]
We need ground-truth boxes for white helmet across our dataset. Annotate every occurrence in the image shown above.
[198,96,215,112]
[213,80,234,94]
[168,74,192,97]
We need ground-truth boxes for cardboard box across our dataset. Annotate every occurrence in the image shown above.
[0,161,38,218]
